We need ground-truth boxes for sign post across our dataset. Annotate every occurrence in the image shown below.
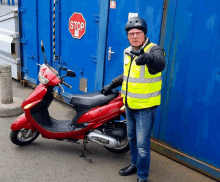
[69,13,86,39]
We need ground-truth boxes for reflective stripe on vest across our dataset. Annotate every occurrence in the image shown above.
[121,90,161,99]
[121,43,162,109]
[123,75,162,83]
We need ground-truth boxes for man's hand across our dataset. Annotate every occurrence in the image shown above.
[135,53,154,66]
[101,83,113,95]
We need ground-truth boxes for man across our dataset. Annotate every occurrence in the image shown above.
[102,17,166,182]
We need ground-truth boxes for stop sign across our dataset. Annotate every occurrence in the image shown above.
[69,13,86,39]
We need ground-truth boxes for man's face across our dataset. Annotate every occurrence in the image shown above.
[127,28,145,49]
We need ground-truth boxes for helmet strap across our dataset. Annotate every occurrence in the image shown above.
[130,36,148,50]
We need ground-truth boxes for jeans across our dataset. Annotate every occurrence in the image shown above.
[126,107,156,180]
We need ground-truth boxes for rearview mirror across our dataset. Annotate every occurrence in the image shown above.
[41,40,45,53]
[66,70,76,77]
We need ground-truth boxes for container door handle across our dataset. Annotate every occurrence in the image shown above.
[108,47,114,60]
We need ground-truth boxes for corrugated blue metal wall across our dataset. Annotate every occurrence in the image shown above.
[156,0,220,177]
[54,0,101,102]
[18,0,105,103]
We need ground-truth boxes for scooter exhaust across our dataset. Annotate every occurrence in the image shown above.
[87,130,120,148]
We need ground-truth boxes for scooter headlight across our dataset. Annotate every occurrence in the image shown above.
[38,71,49,84]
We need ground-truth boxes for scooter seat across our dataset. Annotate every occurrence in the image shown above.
[70,89,119,109]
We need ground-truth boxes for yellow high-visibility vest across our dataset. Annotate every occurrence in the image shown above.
[121,43,162,109]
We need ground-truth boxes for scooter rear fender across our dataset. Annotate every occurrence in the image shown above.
[11,113,35,131]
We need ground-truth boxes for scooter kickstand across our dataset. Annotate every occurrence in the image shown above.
[79,139,92,163]
[79,139,88,158]
[83,139,88,150]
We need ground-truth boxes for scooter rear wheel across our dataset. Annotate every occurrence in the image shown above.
[104,137,130,154]
[10,129,40,146]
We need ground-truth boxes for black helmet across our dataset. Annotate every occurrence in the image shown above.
[125,17,147,34]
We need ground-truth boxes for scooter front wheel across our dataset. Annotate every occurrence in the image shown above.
[104,137,130,154]
[10,128,40,146]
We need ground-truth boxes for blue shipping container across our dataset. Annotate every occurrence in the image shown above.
[155,0,220,179]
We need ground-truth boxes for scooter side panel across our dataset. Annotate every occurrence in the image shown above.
[39,130,86,140]
[21,84,47,109]
[11,84,47,132]
[11,114,36,131]
[78,95,125,129]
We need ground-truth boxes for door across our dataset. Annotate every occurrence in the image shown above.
[104,0,164,86]
[56,0,100,101]
[20,0,39,84]
[20,0,53,84]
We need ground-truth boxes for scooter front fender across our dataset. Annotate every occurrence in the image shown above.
[11,113,35,131]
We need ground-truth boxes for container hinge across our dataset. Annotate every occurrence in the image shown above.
[92,15,100,22]
[18,7,27,13]
[20,38,28,44]
[91,55,97,63]
[55,55,58,60]
[21,67,29,74]
[80,68,84,76]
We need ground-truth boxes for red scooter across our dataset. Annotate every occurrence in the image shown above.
[10,41,129,154]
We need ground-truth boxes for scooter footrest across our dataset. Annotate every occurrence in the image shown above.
[69,123,87,131]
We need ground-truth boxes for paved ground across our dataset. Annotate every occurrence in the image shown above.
[0,80,216,182]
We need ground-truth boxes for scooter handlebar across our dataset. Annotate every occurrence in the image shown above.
[62,81,72,89]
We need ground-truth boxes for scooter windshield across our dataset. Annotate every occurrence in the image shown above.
[45,63,60,78]
[39,64,61,86]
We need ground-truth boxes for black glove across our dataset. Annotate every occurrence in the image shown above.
[101,75,123,95]
[135,53,154,66]
[101,83,113,95]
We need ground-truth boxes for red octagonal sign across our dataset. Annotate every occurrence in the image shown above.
[69,13,86,39]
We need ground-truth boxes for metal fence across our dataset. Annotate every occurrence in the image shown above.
[0,0,18,5]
